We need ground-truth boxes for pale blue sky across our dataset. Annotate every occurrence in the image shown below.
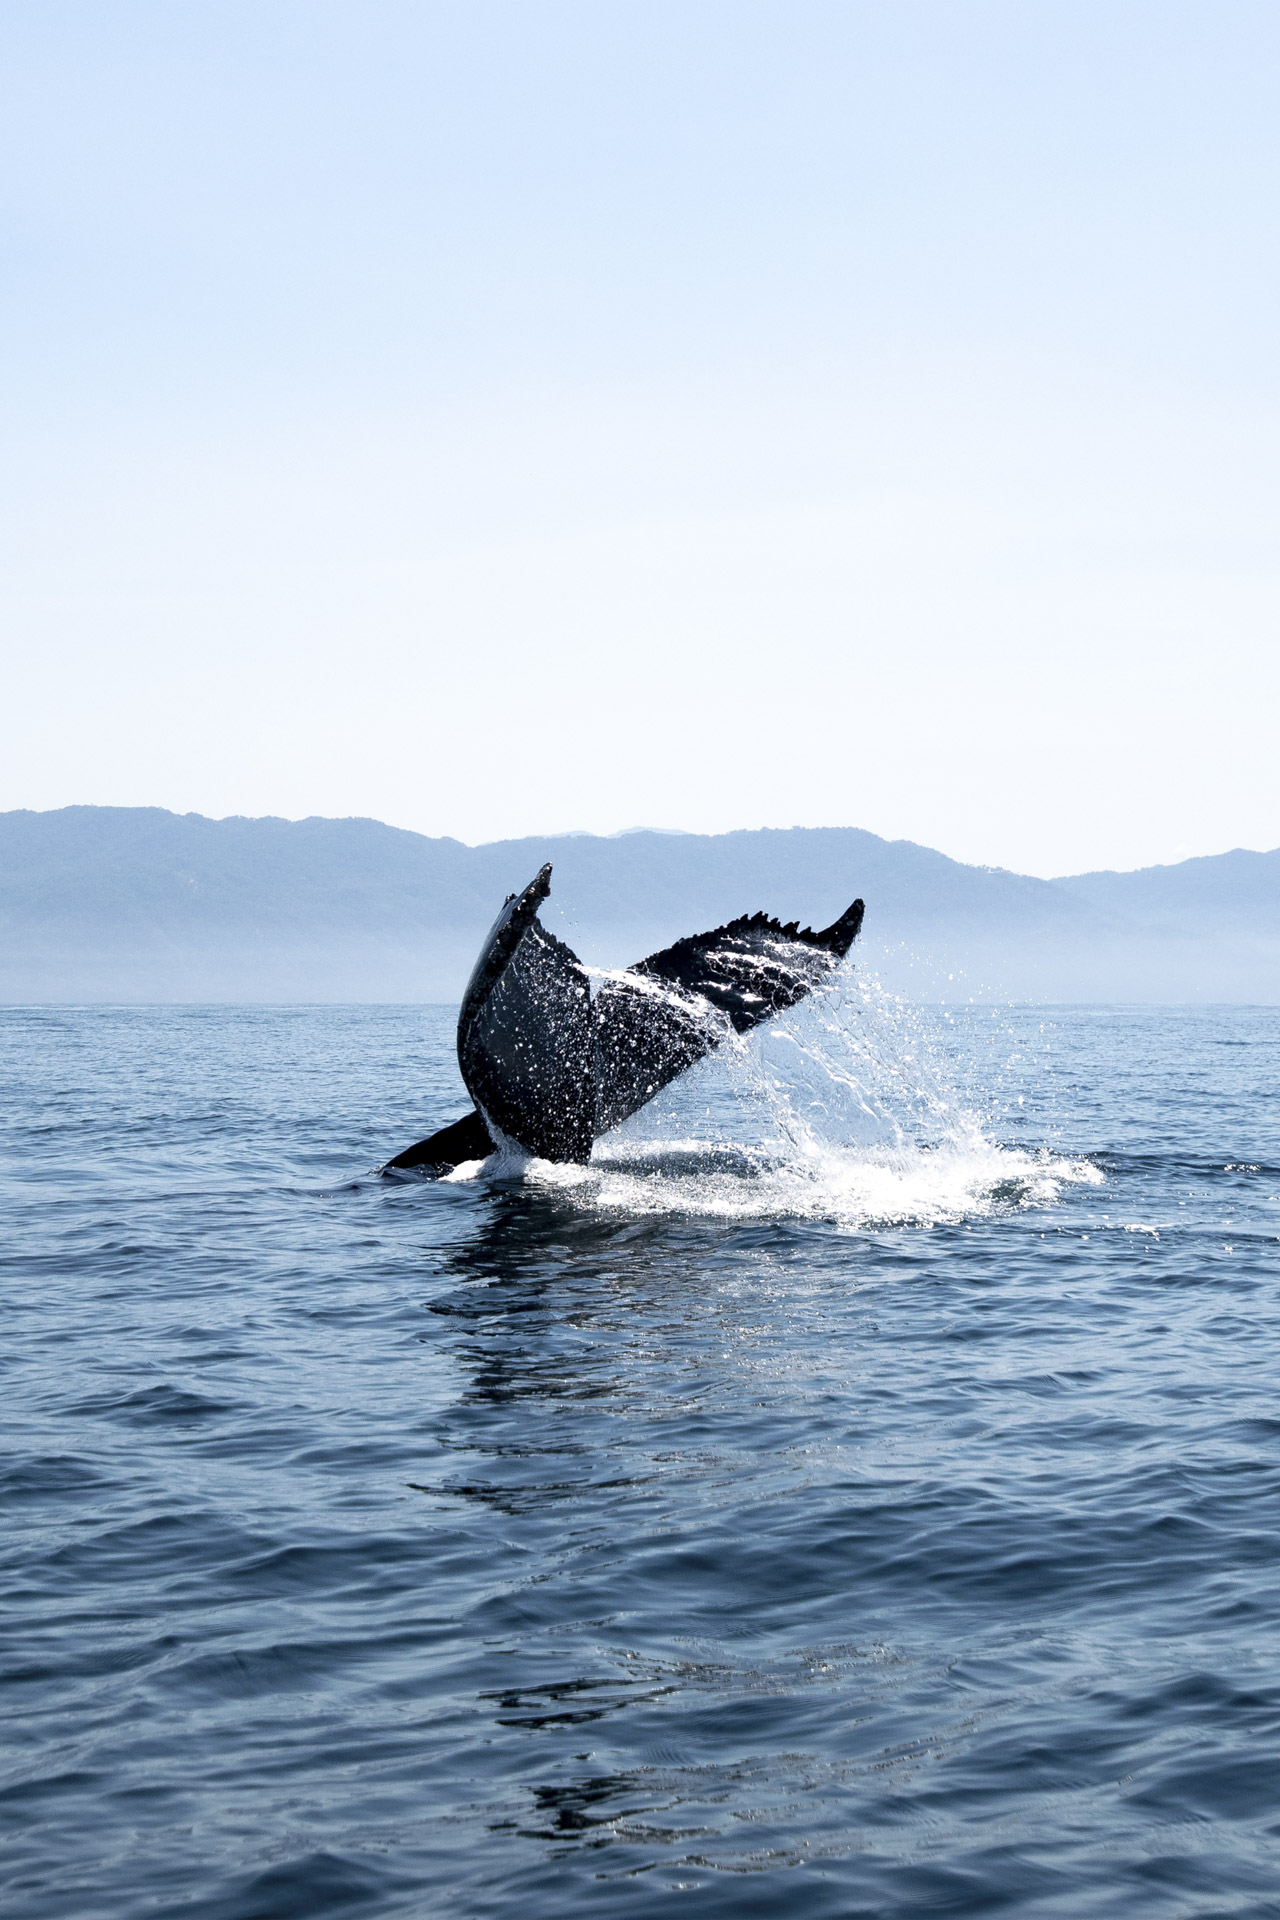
[3,1,1278,874]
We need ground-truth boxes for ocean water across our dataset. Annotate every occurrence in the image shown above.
[4,994,1280,1918]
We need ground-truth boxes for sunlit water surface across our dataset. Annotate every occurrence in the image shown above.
[4,996,1280,1918]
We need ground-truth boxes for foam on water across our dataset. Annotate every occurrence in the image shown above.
[524,969,1101,1225]
[538,1138,1096,1227]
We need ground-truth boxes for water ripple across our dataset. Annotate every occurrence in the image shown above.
[3,1003,1280,1917]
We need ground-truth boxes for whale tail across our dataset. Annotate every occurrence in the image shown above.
[380,866,864,1175]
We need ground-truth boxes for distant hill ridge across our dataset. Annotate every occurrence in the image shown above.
[1,806,1277,1002]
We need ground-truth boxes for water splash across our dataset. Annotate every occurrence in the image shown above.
[526,970,1099,1227]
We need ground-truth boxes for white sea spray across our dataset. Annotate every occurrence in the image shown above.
[528,968,1100,1226]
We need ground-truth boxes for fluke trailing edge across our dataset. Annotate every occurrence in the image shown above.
[382,865,865,1175]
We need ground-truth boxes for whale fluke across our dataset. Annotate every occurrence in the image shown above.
[380,866,864,1176]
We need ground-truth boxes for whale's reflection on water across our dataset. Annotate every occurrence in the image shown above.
[398,1176,1029,1894]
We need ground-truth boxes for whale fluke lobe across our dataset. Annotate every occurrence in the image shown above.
[629,897,866,1030]
[457,867,596,1163]
[590,899,865,1137]
[380,866,864,1176]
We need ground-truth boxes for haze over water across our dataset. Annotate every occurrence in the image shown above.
[5,995,1280,1917]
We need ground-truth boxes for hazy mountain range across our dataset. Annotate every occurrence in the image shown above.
[2,806,1277,1003]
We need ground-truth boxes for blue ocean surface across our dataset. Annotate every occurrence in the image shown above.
[4,993,1280,1918]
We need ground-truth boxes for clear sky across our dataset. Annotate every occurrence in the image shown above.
[2,1,1278,876]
